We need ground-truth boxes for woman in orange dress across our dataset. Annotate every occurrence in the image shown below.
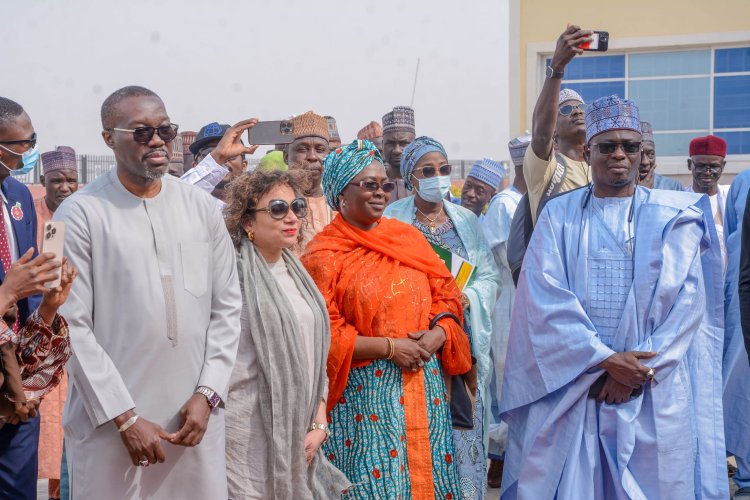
[301,140,472,499]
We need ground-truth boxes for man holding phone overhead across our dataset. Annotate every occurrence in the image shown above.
[524,25,595,224]
[180,120,257,206]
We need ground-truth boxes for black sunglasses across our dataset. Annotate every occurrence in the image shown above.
[0,132,37,150]
[249,197,307,220]
[108,124,179,144]
[590,141,642,155]
[348,179,397,193]
[559,103,588,116]
[414,164,452,177]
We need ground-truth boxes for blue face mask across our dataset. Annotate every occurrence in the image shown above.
[0,144,40,176]
[414,174,452,203]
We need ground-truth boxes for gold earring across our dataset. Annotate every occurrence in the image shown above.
[246,229,255,241]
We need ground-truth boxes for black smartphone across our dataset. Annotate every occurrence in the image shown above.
[580,31,609,52]
[247,120,295,145]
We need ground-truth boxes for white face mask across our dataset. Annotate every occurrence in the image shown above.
[414,174,452,203]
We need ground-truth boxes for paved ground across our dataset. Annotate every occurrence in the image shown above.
[35,466,739,499]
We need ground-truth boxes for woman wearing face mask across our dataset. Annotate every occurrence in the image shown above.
[222,169,349,499]
[384,136,500,500]
[302,140,473,500]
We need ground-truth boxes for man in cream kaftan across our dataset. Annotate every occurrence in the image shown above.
[56,87,241,499]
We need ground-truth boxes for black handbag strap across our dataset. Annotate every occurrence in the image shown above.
[429,312,461,331]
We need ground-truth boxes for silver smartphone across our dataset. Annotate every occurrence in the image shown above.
[247,120,295,145]
[40,221,64,288]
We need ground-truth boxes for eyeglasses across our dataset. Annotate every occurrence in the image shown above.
[108,124,179,144]
[590,141,642,155]
[249,197,307,220]
[559,103,588,116]
[348,180,397,193]
[0,132,37,150]
[413,164,452,177]
[693,164,723,174]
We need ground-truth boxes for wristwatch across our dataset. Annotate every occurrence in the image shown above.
[195,386,221,409]
[310,422,331,443]
[546,65,565,79]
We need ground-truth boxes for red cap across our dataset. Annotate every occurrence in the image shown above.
[689,135,727,157]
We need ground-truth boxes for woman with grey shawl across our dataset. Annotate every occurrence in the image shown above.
[223,169,349,499]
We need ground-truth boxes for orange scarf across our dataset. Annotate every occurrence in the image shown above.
[302,216,471,411]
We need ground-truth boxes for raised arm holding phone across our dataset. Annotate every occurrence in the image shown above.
[524,25,594,222]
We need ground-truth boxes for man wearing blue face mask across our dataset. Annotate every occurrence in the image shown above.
[0,96,44,500]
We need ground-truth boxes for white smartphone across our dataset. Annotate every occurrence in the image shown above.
[40,220,65,288]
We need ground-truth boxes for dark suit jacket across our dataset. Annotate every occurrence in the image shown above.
[0,176,41,324]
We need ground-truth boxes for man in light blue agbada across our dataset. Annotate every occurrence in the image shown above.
[500,95,727,499]
[723,169,750,498]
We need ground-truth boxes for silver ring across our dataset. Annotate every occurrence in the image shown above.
[646,368,655,380]
[138,459,149,467]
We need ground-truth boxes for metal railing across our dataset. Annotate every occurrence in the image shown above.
[17,155,491,185]
[16,154,116,184]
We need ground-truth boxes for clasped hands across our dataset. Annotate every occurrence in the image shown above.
[115,393,212,467]
[390,326,446,372]
[597,351,657,404]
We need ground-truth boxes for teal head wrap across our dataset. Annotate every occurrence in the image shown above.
[322,139,384,210]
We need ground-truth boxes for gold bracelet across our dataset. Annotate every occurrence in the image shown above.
[385,337,395,360]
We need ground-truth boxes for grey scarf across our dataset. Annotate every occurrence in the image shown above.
[238,239,350,499]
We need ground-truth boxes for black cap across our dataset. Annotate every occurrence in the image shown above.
[189,122,230,155]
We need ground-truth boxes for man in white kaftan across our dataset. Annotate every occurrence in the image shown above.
[56,86,241,499]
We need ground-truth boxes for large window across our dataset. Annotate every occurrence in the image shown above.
[547,46,750,155]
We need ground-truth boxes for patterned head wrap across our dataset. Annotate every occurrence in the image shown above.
[322,140,384,210]
[400,136,447,191]
[325,116,341,140]
[41,146,77,175]
[170,134,184,164]
[640,121,654,143]
[467,158,505,190]
[508,133,532,168]
[585,95,641,143]
[382,106,416,135]
[559,88,584,105]
[290,111,330,141]
[357,121,383,140]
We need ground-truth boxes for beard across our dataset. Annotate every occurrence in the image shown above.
[143,167,167,180]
